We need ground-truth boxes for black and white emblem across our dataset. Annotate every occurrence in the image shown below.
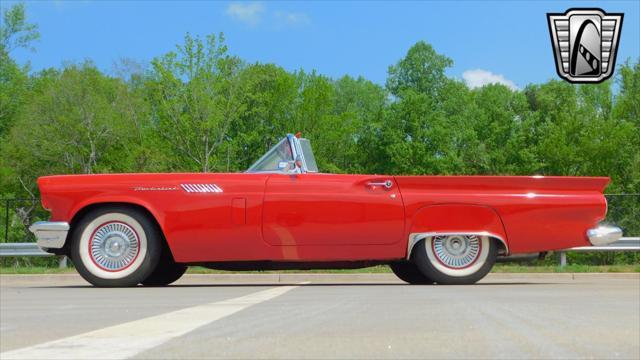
[547,8,623,83]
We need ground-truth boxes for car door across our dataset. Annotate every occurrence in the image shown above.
[262,173,404,247]
[163,173,272,262]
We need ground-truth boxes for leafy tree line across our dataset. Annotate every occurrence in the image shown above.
[0,4,638,266]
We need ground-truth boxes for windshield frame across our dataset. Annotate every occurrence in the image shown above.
[245,136,296,174]
[246,134,318,174]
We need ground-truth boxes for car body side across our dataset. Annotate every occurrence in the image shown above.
[36,173,608,264]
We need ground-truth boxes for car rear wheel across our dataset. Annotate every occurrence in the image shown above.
[413,235,497,285]
[71,206,161,287]
[389,261,434,284]
[141,249,187,286]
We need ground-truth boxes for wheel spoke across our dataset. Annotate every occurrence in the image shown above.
[89,221,140,271]
[432,235,481,269]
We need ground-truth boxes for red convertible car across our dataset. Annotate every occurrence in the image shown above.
[30,134,622,286]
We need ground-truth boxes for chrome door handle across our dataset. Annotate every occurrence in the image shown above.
[367,180,393,189]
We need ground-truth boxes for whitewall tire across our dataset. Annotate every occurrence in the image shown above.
[71,206,161,287]
[413,235,497,285]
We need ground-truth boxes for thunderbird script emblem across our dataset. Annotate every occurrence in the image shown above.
[547,8,623,83]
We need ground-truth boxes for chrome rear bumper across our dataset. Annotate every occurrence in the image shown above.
[587,225,623,246]
[29,221,70,249]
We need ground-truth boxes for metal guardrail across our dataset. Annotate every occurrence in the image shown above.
[565,237,640,252]
[558,237,639,267]
[0,243,70,268]
[0,243,52,257]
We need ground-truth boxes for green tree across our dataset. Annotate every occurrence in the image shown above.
[2,63,140,193]
[147,33,246,172]
[0,50,27,137]
[327,75,387,173]
[380,42,473,175]
[386,41,453,98]
[0,3,39,138]
[0,2,39,54]
[470,84,539,174]
[229,63,298,170]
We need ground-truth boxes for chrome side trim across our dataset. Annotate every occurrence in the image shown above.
[407,231,509,260]
[133,186,178,191]
[587,224,623,246]
[29,221,70,249]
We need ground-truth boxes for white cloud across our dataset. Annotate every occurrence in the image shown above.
[226,2,265,26]
[274,10,310,26]
[462,69,518,91]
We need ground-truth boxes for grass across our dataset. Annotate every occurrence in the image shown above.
[1,264,638,275]
[492,264,639,273]
[0,266,75,274]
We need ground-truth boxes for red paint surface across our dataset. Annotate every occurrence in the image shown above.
[37,173,609,262]
[232,198,247,226]
[262,174,404,246]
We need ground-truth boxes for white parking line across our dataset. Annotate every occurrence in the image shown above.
[1,285,300,360]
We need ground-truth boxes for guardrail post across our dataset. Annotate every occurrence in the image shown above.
[559,251,567,267]
[59,256,68,268]
[4,199,9,242]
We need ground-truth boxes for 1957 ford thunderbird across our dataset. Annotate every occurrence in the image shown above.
[30,134,623,286]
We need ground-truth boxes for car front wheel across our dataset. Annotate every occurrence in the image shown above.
[413,235,497,285]
[141,249,187,286]
[71,206,161,287]
[389,261,434,284]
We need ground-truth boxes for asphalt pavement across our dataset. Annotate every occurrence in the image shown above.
[1,273,639,359]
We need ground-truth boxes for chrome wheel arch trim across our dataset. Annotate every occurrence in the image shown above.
[407,231,509,260]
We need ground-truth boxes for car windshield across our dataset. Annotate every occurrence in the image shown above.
[299,138,318,172]
[246,138,293,173]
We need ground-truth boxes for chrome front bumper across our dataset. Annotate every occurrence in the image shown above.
[29,221,70,249]
[587,225,623,246]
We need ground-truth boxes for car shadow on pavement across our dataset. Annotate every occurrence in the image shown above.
[172,282,562,287]
[30,282,564,288]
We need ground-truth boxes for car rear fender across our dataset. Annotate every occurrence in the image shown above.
[407,204,509,259]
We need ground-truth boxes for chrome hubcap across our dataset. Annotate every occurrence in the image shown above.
[432,235,481,269]
[90,222,139,271]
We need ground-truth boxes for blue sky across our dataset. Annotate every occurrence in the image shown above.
[5,1,640,89]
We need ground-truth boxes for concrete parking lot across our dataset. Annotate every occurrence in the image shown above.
[1,273,639,359]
